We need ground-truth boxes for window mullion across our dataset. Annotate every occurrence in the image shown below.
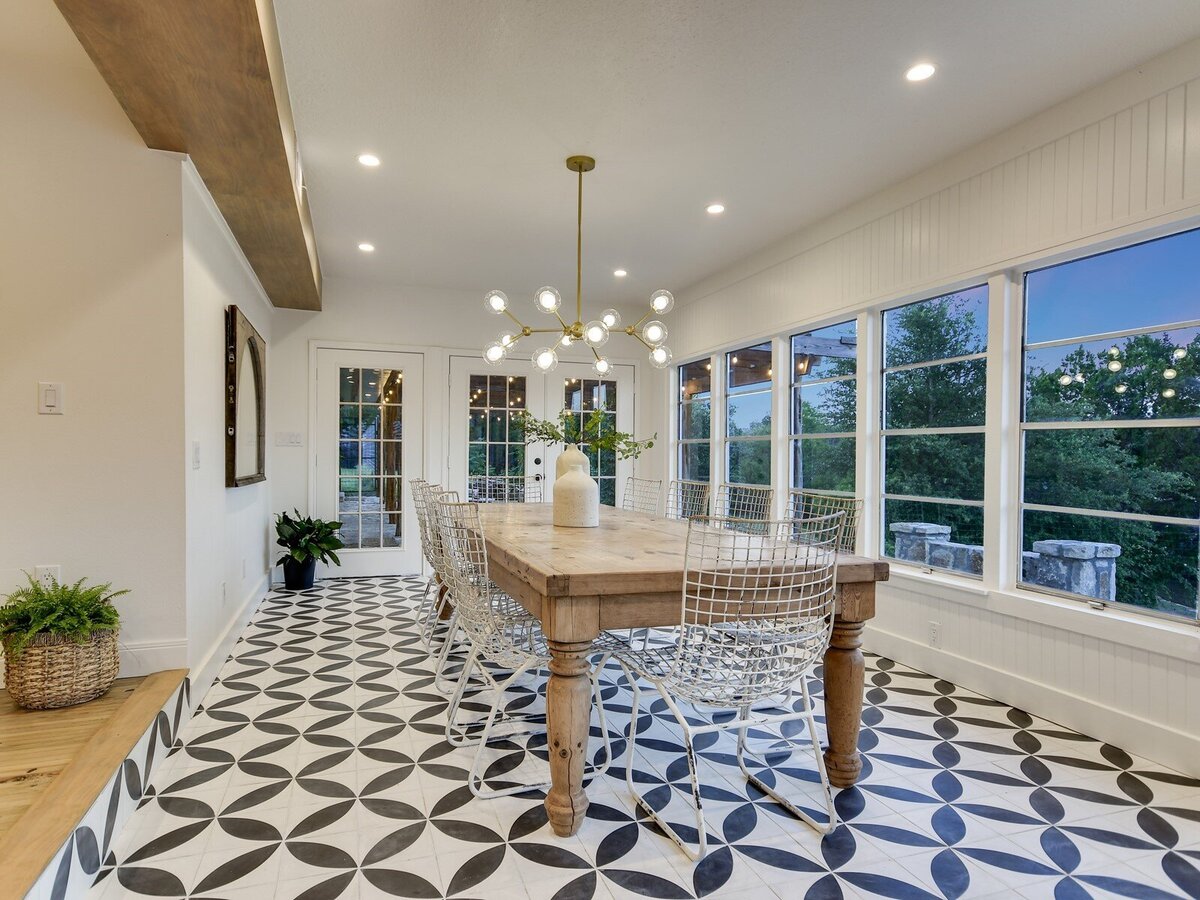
[983,272,1020,591]
[858,310,881,558]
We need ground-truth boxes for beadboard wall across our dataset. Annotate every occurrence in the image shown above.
[663,39,1200,776]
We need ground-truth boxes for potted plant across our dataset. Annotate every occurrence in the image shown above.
[0,574,125,709]
[275,509,345,590]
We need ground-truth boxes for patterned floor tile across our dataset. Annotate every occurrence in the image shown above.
[85,577,1200,900]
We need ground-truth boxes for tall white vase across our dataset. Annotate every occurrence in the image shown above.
[556,443,590,479]
[553,463,599,527]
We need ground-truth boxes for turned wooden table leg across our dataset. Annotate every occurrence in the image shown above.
[436,578,452,620]
[822,616,866,788]
[544,638,594,836]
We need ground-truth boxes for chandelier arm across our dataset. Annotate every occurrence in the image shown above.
[525,327,567,334]
[630,332,654,351]
[502,308,527,330]
[629,308,653,331]
[589,345,600,362]
[553,310,571,331]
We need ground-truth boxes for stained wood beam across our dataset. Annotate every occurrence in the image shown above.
[54,0,322,310]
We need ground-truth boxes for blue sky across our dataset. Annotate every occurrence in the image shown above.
[1026,227,1200,344]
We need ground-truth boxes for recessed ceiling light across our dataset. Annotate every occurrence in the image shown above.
[906,62,936,82]
[358,242,375,252]
[613,269,627,278]
[357,153,381,167]
[706,203,725,215]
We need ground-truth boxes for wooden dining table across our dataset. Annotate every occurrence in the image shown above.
[474,502,890,838]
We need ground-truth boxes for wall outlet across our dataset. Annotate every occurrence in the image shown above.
[192,440,201,470]
[34,565,62,588]
[221,581,228,606]
[275,431,303,447]
[928,621,942,648]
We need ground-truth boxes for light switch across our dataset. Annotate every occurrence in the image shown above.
[275,431,303,447]
[192,440,201,470]
[38,382,64,415]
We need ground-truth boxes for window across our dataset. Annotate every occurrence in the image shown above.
[339,367,404,548]
[1021,229,1199,619]
[467,374,527,502]
[564,377,619,506]
[790,320,857,496]
[881,286,989,574]
[677,360,711,483]
[726,343,773,485]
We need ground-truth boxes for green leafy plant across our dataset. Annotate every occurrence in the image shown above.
[0,574,125,659]
[275,509,345,567]
[515,409,656,461]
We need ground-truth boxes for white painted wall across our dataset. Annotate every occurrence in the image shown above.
[268,277,661,574]
[182,164,275,696]
[660,38,1200,775]
[0,0,188,673]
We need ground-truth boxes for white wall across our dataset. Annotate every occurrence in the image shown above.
[269,277,660,548]
[182,164,275,695]
[0,0,188,673]
[661,38,1200,775]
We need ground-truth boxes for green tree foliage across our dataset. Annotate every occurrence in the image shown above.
[1024,331,1199,612]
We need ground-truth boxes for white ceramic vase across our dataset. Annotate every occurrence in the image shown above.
[556,443,590,479]
[553,462,599,528]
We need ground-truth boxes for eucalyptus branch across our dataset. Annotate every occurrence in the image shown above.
[514,409,656,461]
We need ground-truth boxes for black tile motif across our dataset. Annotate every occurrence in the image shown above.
[88,578,1200,899]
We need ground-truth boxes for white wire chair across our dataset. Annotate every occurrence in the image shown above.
[665,480,710,520]
[621,477,663,515]
[608,513,844,860]
[714,483,774,532]
[432,495,613,799]
[522,477,544,503]
[789,490,863,554]
[411,479,447,649]
[468,475,544,503]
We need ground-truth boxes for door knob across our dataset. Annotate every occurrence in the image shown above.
[533,474,542,482]
[533,457,542,465]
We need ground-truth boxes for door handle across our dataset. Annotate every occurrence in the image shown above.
[533,474,542,482]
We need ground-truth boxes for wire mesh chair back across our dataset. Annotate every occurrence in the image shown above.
[431,495,541,666]
[789,490,862,554]
[411,479,433,566]
[467,475,542,503]
[522,478,543,503]
[621,477,663,515]
[715,483,774,532]
[666,480,711,520]
[667,513,844,706]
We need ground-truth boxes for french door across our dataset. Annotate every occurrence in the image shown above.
[447,355,635,505]
[316,348,424,576]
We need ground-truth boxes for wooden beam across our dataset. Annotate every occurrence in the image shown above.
[53,0,322,310]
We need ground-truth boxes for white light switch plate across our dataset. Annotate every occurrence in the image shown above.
[38,382,64,415]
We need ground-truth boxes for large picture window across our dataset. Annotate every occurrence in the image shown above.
[881,286,989,574]
[726,343,772,485]
[1021,229,1199,619]
[677,360,711,483]
[790,320,857,495]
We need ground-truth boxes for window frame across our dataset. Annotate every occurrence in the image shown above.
[789,321,858,498]
[724,342,774,487]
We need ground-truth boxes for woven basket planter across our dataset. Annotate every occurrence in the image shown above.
[2,630,119,710]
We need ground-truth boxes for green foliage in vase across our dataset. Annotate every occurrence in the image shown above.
[275,509,345,567]
[514,409,656,460]
[0,574,125,658]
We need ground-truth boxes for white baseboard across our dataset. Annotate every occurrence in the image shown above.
[188,573,269,704]
[117,638,189,677]
[866,625,1200,779]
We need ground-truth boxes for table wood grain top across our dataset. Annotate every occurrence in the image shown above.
[476,503,889,599]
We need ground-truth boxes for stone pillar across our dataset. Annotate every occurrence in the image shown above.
[1030,540,1121,601]
[890,522,951,564]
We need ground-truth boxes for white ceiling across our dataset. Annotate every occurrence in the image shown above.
[275,0,1200,311]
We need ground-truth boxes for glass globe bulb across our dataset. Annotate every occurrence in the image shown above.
[535,286,562,314]
[532,347,559,372]
[600,308,622,329]
[642,320,668,346]
[1114,383,1128,394]
[484,290,508,314]
[560,333,573,347]
[649,345,673,369]
[1163,367,1178,380]
[1058,374,1073,386]
[649,290,675,315]
[483,342,506,365]
[1163,388,1177,399]
[584,320,610,347]
[593,357,611,376]
[1107,359,1122,372]
[1172,347,1187,360]
[497,330,517,348]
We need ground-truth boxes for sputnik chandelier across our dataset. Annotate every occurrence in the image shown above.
[482,155,674,376]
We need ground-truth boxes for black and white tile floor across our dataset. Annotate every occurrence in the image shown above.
[88,578,1200,900]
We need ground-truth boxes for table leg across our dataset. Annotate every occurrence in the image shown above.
[544,638,593,836]
[822,617,865,788]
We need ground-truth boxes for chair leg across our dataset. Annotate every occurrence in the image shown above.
[445,645,479,747]
[589,663,613,774]
[468,659,551,799]
[622,671,708,861]
[735,678,837,834]
[432,609,463,694]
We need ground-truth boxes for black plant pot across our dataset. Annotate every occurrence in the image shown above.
[282,557,317,590]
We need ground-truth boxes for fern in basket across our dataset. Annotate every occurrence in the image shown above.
[0,574,125,659]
